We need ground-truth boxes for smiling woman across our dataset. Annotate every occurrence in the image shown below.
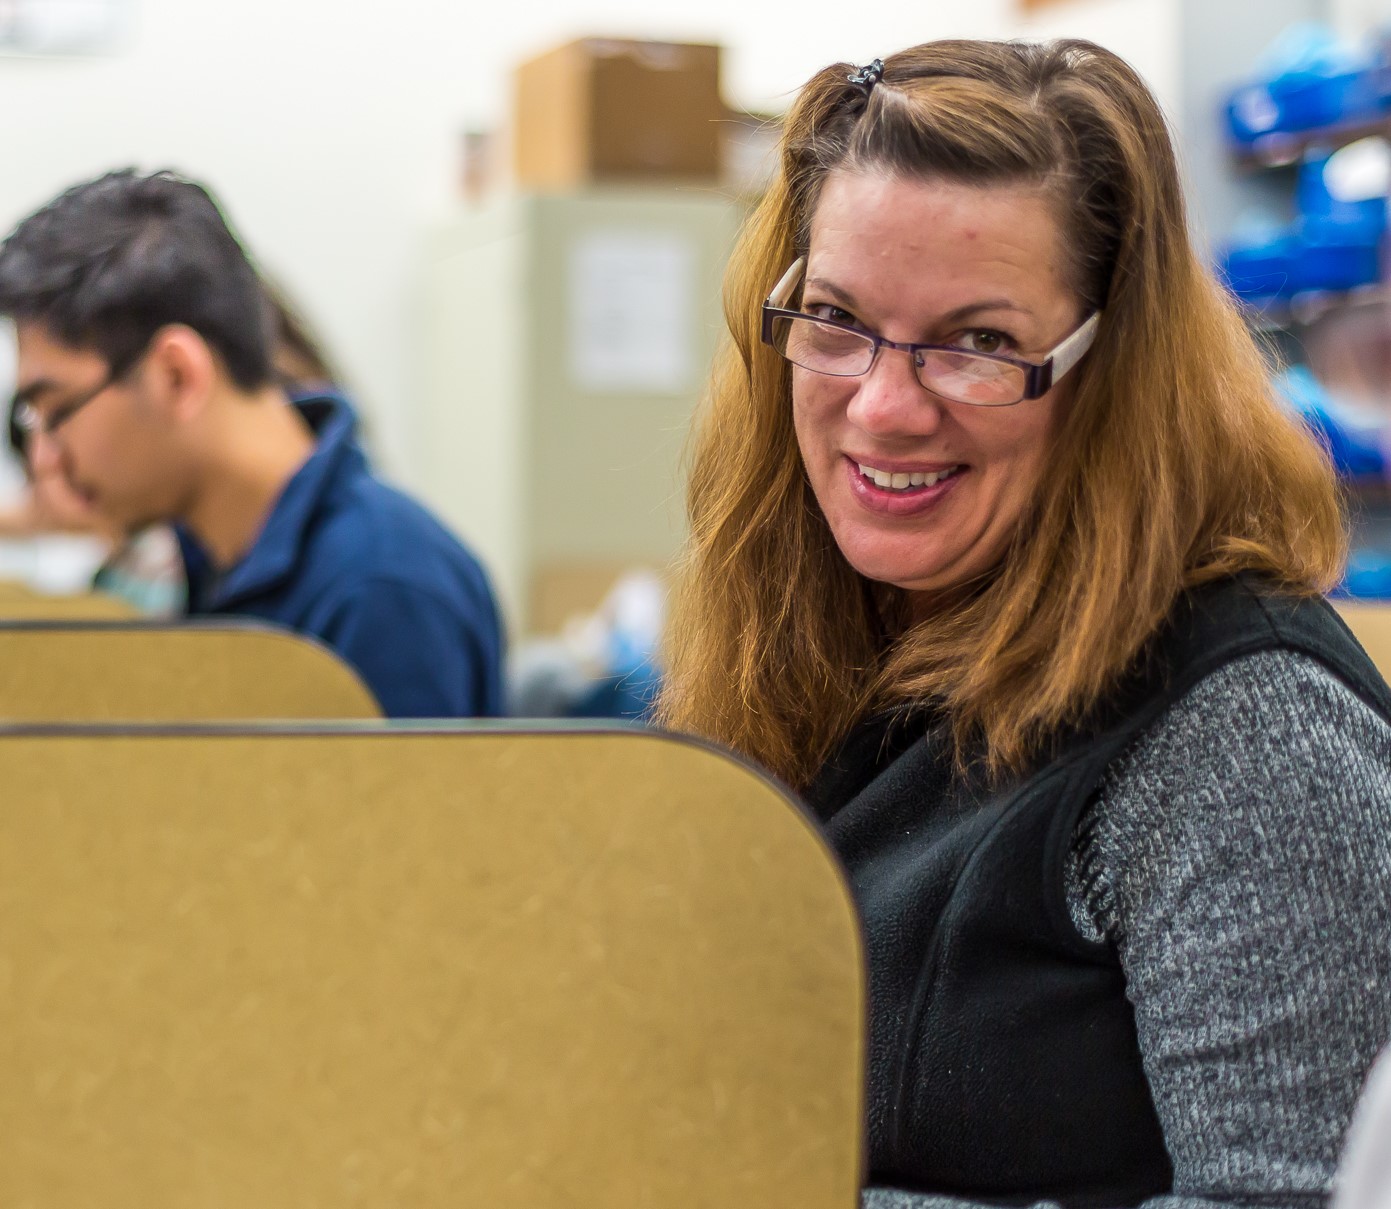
[787,174,1084,598]
[655,37,1391,1209]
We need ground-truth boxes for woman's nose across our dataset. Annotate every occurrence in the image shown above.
[844,347,946,438]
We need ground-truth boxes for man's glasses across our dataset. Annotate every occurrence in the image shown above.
[760,258,1101,407]
[11,349,147,442]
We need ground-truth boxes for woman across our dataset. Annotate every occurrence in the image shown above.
[657,39,1391,1208]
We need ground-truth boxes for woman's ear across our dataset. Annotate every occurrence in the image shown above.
[140,325,217,421]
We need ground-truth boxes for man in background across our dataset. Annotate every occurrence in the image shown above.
[0,168,504,717]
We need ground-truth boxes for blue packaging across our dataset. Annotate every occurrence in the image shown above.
[1219,234,1299,300]
[1276,365,1388,478]
[1297,152,1387,232]
[1225,24,1385,146]
[1292,229,1382,291]
[1290,151,1386,291]
[1336,548,1391,599]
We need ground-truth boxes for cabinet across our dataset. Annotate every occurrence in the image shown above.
[415,188,743,634]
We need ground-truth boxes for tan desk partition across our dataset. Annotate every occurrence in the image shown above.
[0,726,864,1208]
[1335,601,1391,680]
[0,585,138,620]
[0,622,380,721]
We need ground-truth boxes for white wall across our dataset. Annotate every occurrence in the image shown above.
[0,0,1178,485]
[1330,0,1391,37]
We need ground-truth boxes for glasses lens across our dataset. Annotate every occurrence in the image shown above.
[13,403,39,434]
[772,315,875,377]
[916,349,1025,406]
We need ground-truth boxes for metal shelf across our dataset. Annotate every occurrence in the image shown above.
[1245,283,1388,330]
[1232,116,1391,169]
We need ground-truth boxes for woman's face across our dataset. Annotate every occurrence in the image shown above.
[792,169,1087,603]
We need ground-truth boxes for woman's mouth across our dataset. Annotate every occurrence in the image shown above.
[844,457,967,516]
[855,461,964,492]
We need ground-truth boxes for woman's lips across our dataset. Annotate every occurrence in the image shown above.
[844,455,966,515]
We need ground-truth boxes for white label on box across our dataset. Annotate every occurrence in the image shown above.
[568,231,694,395]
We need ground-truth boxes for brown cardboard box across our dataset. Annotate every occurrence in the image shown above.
[513,38,723,189]
[528,560,668,637]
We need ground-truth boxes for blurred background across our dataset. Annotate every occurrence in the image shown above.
[1,0,1390,701]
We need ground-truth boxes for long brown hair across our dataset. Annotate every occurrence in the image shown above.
[656,39,1344,789]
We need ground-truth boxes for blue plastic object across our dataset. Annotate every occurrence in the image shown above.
[1219,226,1381,299]
[564,660,661,721]
[1275,365,1388,479]
[1293,231,1382,291]
[1297,152,1387,232]
[1225,24,1385,146]
[1227,72,1377,144]
[1336,548,1391,599]
[1219,233,1298,300]
[1219,149,1387,301]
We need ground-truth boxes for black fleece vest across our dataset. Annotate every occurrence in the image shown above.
[805,577,1391,1206]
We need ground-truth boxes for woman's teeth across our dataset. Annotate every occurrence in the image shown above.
[857,463,961,491]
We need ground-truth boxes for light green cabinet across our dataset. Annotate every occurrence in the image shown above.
[417,188,743,635]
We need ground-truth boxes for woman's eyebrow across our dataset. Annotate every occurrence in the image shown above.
[938,300,1034,323]
[802,278,1034,325]
[802,276,856,307]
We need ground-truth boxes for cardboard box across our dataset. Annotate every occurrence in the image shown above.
[513,38,724,189]
[528,561,660,637]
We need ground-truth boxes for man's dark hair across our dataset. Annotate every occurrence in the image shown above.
[0,168,275,390]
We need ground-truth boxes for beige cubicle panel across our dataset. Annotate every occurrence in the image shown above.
[0,621,380,721]
[0,726,864,1208]
[0,584,138,620]
[1335,601,1391,680]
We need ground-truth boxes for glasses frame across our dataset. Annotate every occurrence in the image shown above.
[11,347,148,443]
[759,257,1102,406]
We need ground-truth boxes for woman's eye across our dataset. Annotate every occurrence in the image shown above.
[805,302,857,325]
[960,329,1009,355]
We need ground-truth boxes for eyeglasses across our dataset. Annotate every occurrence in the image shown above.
[760,258,1101,407]
[11,350,145,442]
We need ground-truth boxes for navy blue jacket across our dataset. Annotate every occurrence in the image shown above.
[179,394,504,717]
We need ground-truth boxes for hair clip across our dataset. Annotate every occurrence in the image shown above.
[847,58,885,94]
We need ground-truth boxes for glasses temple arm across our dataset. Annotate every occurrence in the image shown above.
[766,257,806,308]
[1047,311,1102,381]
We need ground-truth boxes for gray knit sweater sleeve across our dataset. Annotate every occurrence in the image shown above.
[863,648,1391,1209]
